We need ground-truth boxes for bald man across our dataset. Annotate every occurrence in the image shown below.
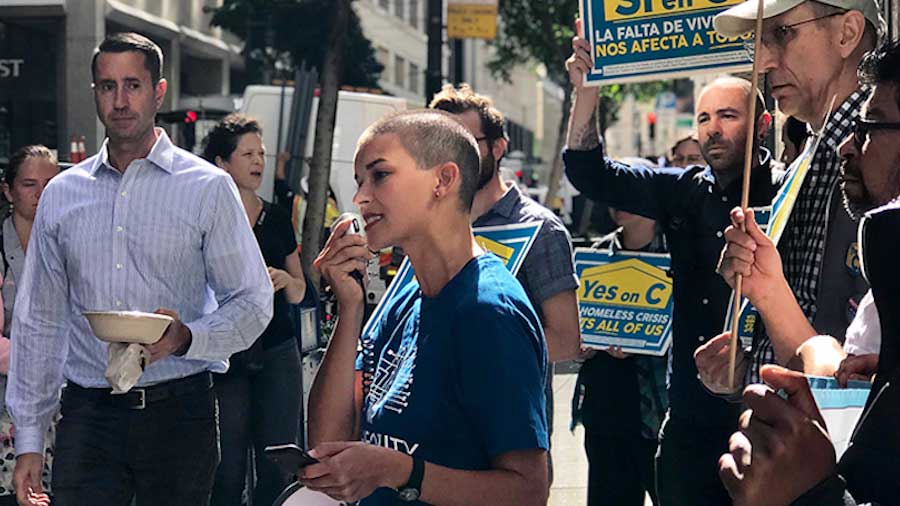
[565,39,781,505]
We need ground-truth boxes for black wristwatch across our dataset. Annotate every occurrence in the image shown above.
[397,456,425,502]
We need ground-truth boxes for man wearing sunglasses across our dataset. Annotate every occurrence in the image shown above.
[708,40,900,506]
[712,0,886,390]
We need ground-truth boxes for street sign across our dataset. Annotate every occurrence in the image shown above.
[575,248,673,355]
[579,0,752,85]
[448,0,499,40]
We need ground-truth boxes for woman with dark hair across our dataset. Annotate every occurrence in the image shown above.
[0,145,59,505]
[202,114,308,506]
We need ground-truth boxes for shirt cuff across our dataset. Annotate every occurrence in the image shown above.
[14,426,45,456]
[183,319,211,361]
[562,145,603,161]
[789,474,853,506]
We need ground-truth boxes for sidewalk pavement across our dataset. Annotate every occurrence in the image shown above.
[548,368,654,506]
[548,371,588,505]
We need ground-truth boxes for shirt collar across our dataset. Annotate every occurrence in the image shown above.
[821,87,870,151]
[483,182,523,220]
[90,127,176,176]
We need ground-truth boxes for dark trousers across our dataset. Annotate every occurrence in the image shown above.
[51,374,219,506]
[211,339,303,506]
[656,411,733,506]
[584,430,658,506]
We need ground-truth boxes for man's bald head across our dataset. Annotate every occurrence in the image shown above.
[699,77,767,119]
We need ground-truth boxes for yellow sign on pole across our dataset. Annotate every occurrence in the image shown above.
[447,0,499,40]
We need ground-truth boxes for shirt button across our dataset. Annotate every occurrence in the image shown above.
[116,226,124,233]
[116,300,123,307]
[116,263,123,270]
[698,335,706,342]
[702,298,709,305]
[716,231,723,238]
[120,191,127,197]
[721,196,728,202]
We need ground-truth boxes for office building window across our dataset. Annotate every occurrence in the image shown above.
[394,0,405,20]
[394,55,405,87]
[408,63,419,94]
[409,0,419,30]
[378,0,389,10]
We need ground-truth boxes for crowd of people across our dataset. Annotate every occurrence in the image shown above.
[0,0,898,503]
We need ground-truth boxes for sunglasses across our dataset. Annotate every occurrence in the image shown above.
[853,118,900,147]
[743,11,846,59]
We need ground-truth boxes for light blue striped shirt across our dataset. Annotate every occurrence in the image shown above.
[7,129,273,454]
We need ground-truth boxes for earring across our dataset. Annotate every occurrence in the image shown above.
[434,190,440,198]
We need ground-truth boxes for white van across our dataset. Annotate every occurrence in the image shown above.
[239,86,407,208]
[240,86,406,306]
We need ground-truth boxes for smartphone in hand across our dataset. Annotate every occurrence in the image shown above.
[264,443,319,473]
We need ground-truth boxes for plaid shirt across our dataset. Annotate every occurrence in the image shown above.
[748,88,869,383]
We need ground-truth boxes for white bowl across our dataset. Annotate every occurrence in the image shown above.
[83,311,173,345]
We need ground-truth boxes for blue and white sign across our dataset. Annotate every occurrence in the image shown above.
[575,248,673,356]
[808,376,871,459]
[579,0,751,85]
[360,222,542,340]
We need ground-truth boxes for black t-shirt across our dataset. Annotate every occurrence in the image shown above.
[578,352,641,436]
[254,200,299,349]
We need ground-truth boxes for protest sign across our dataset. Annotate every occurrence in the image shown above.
[808,376,871,459]
[579,0,751,85]
[575,248,673,355]
[360,222,542,340]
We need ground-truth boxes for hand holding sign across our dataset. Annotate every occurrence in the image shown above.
[694,332,746,395]
[719,365,836,506]
[718,207,786,310]
[566,19,593,92]
[835,353,879,387]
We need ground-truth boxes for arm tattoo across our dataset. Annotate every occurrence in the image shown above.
[570,102,600,151]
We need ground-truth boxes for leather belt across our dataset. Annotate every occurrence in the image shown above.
[63,372,213,410]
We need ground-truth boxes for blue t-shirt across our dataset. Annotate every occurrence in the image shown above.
[359,254,549,505]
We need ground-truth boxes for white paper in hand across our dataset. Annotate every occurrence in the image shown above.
[105,343,149,393]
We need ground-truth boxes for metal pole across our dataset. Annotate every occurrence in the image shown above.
[452,39,464,85]
[426,0,444,105]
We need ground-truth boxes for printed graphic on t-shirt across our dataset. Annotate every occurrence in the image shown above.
[366,310,418,423]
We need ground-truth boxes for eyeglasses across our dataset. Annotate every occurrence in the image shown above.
[474,135,489,143]
[852,117,900,147]
[743,11,846,59]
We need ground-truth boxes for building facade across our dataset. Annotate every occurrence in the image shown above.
[0,0,242,164]
[354,0,566,178]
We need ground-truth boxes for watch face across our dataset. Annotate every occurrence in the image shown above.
[398,487,420,502]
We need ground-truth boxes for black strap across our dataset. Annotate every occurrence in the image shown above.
[400,457,425,497]
[0,220,8,277]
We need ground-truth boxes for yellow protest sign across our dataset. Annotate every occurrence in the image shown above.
[475,236,515,266]
[575,250,673,355]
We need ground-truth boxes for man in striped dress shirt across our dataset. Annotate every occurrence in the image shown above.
[7,33,273,506]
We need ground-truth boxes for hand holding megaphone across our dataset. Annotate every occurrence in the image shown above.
[313,212,371,307]
[335,212,367,288]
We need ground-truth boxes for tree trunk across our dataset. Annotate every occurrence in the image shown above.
[301,0,350,287]
[542,86,572,211]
